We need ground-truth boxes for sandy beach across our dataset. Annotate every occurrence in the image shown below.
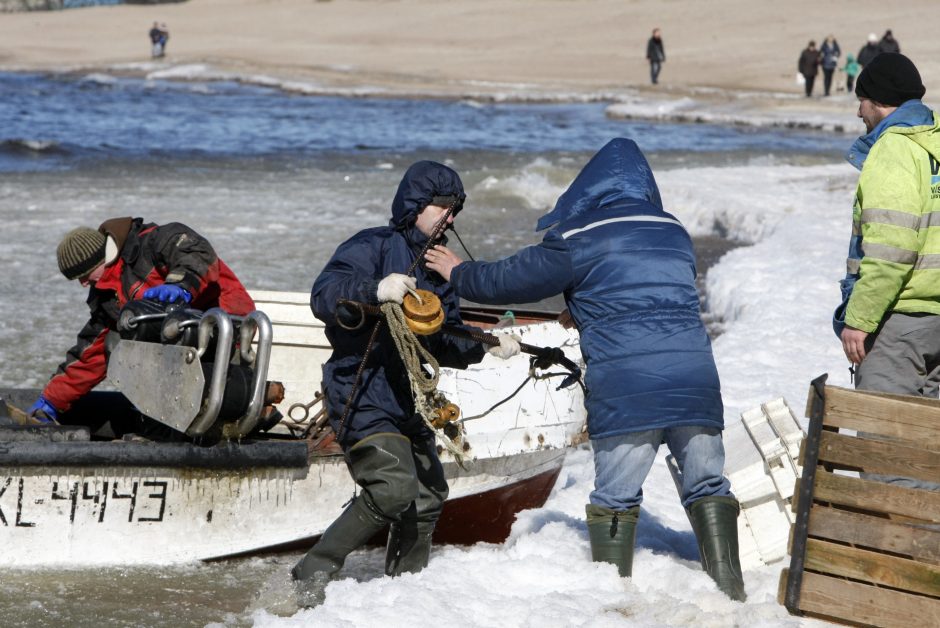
[1,0,937,116]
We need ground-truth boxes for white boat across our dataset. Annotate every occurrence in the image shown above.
[0,291,586,566]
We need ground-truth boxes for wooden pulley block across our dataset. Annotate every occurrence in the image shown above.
[431,402,461,429]
[402,289,445,335]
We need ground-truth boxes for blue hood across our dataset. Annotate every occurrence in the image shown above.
[846,99,934,170]
[390,161,466,228]
[537,138,663,231]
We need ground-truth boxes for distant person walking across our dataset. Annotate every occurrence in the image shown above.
[646,28,665,85]
[149,22,169,58]
[878,29,900,54]
[798,41,820,98]
[149,22,163,58]
[820,35,841,97]
[159,23,170,56]
[843,53,860,93]
[857,33,880,68]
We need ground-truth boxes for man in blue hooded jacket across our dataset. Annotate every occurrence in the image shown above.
[426,139,745,601]
[292,161,519,599]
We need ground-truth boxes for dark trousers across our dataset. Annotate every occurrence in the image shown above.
[846,75,855,93]
[650,61,662,85]
[803,74,815,97]
[822,68,835,96]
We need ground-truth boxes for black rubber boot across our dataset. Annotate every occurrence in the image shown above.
[385,516,436,576]
[688,496,747,601]
[585,504,639,577]
[385,434,448,577]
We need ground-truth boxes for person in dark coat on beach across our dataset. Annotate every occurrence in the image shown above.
[149,22,167,58]
[878,29,900,54]
[857,33,881,68]
[28,217,255,425]
[425,138,746,601]
[820,35,841,96]
[291,161,514,603]
[646,28,666,85]
[799,40,821,97]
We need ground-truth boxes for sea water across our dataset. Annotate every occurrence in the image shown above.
[0,70,848,626]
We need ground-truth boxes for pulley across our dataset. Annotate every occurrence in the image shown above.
[431,402,461,429]
[402,289,444,336]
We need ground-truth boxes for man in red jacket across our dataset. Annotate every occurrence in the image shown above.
[28,217,255,424]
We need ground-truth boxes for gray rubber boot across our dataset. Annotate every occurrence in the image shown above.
[291,433,418,605]
[688,496,747,601]
[585,504,639,577]
[385,434,448,577]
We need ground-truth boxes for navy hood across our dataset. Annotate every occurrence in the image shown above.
[537,138,663,231]
[390,161,466,228]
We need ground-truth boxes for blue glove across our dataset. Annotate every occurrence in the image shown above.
[143,283,192,304]
[28,396,59,424]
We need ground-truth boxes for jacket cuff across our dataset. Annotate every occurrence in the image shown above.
[165,271,198,298]
[363,279,381,303]
[844,312,879,333]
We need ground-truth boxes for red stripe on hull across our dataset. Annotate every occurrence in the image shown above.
[433,465,563,545]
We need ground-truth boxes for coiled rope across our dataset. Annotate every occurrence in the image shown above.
[381,301,467,464]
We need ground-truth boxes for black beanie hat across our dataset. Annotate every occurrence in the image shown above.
[57,226,106,280]
[855,53,926,106]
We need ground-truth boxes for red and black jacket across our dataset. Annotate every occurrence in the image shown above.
[42,217,255,413]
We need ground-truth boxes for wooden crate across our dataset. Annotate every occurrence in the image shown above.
[778,374,940,627]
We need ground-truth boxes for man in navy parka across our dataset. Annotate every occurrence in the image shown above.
[293,162,505,596]
[425,139,746,601]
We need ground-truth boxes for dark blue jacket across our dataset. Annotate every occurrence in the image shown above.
[311,161,485,446]
[451,139,723,438]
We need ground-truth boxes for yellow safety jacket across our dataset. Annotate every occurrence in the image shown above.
[846,112,940,332]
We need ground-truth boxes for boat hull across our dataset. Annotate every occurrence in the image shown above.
[0,447,564,566]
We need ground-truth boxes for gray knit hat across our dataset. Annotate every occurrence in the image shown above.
[57,226,107,280]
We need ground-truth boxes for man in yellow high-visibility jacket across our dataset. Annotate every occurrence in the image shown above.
[835,52,940,490]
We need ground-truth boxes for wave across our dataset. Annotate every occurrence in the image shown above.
[606,96,861,135]
[0,138,68,155]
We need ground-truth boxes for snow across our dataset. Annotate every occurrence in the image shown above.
[248,147,856,628]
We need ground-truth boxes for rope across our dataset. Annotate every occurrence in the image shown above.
[381,301,467,464]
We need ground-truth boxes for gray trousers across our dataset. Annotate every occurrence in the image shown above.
[855,312,940,491]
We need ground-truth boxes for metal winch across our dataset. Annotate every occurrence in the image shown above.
[107,300,277,440]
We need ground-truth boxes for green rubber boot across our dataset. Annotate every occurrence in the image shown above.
[585,504,639,577]
[291,495,388,582]
[291,433,417,606]
[688,496,747,601]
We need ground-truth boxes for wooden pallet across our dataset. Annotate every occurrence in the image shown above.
[779,374,940,627]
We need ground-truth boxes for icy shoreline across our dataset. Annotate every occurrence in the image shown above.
[18,60,865,135]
